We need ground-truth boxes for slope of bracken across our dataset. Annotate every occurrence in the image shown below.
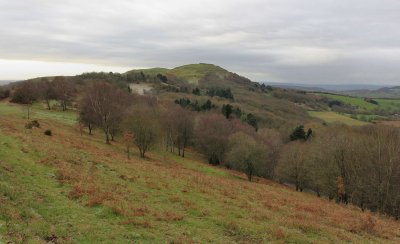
[1,101,400,243]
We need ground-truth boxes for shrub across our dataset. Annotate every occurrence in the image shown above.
[25,120,40,129]
[289,125,306,141]
[44,129,52,136]
[192,87,201,95]
[364,98,379,105]
[328,100,343,107]
[206,87,234,100]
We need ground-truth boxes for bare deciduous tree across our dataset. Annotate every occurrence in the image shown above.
[276,141,310,192]
[227,132,267,181]
[79,82,131,144]
[162,104,195,157]
[123,105,160,158]
[53,76,75,111]
[37,78,56,110]
[195,114,233,165]
[10,81,39,119]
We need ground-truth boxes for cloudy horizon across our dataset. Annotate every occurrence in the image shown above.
[1,0,400,85]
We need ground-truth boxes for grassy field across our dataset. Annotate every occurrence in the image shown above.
[308,111,369,126]
[318,93,400,112]
[1,101,400,243]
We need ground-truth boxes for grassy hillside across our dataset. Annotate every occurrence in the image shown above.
[1,102,400,243]
[126,63,248,88]
[126,63,229,86]
[169,63,228,85]
[125,63,316,128]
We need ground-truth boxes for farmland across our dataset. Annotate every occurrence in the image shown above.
[317,93,400,113]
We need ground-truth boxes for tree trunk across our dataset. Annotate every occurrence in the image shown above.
[79,123,83,136]
[182,147,185,157]
[88,124,93,135]
[139,147,145,158]
[61,100,67,111]
[27,105,30,119]
[105,132,110,144]
[46,100,51,110]
[247,172,252,181]
[110,132,115,141]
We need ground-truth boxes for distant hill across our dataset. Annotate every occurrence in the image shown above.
[341,86,400,98]
[13,63,317,129]
[126,63,252,87]
[18,63,400,128]
[0,80,16,85]
[264,82,387,92]
[265,82,400,99]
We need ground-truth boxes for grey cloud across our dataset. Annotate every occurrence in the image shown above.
[1,0,400,84]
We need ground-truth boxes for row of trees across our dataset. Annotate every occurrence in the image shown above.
[194,114,281,179]
[11,77,75,110]
[10,77,75,118]
[174,98,215,111]
[174,99,259,131]
[276,124,400,218]
[77,82,281,180]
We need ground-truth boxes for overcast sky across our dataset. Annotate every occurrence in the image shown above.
[1,0,400,84]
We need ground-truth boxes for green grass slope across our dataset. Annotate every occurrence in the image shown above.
[308,111,369,126]
[317,93,400,113]
[169,63,229,85]
[126,63,245,87]
[1,101,400,243]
